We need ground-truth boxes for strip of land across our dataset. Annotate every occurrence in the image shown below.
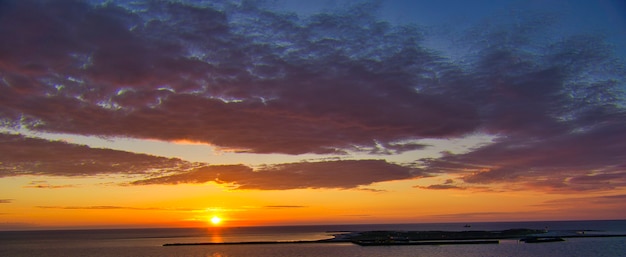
[163,228,626,247]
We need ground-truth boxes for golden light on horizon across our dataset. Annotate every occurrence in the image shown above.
[210,216,222,226]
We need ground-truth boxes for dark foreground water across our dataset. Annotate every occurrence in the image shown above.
[1,220,625,257]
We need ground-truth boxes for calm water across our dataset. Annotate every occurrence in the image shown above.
[1,220,626,257]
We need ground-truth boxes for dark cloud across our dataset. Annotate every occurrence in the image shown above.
[415,184,465,190]
[0,199,13,203]
[420,117,626,192]
[0,132,420,190]
[413,178,494,191]
[0,0,624,192]
[0,0,476,155]
[0,133,193,177]
[355,187,387,193]
[132,160,422,190]
[23,182,78,189]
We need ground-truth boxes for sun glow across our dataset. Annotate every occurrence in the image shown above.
[210,216,222,225]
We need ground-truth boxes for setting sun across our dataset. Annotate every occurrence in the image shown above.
[210,216,222,226]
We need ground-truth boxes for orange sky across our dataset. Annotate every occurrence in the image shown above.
[2,173,625,230]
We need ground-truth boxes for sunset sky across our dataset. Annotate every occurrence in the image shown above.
[1,0,626,230]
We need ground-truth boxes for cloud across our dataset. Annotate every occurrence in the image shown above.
[35,205,196,211]
[355,187,388,193]
[0,133,420,190]
[0,0,624,193]
[414,179,496,191]
[23,182,78,189]
[0,199,13,203]
[37,206,137,210]
[0,0,476,155]
[530,194,626,218]
[0,133,194,177]
[536,194,626,207]
[132,159,422,190]
[415,15,626,192]
[415,184,466,190]
[263,205,307,209]
[419,118,626,192]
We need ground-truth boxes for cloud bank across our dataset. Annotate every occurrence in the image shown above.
[132,159,421,190]
[1,133,416,189]
[0,133,191,177]
[0,0,624,192]
[0,0,476,155]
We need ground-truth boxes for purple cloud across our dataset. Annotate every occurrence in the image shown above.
[132,160,422,190]
[23,182,78,189]
[0,133,193,177]
[0,0,477,155]
[415,184,465,190]
[420,118,626,192]
[0,133,422,190]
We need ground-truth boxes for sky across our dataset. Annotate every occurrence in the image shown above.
[1,0,625,230]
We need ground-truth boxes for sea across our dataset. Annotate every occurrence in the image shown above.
[1,220,625,257]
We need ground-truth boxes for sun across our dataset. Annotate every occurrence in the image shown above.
[210,216,222,226]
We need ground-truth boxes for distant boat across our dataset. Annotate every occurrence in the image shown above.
[464,224,471,228]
